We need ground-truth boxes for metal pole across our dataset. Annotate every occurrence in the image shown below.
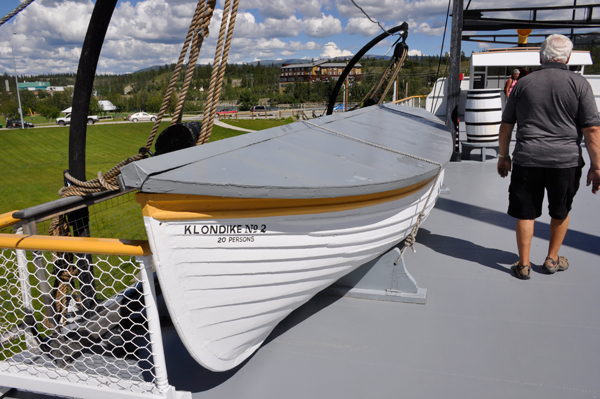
[446,0,463,162]
[10,33,25,130]
[571,0,577,44]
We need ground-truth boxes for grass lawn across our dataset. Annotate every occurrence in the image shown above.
[0,121,249,212]
[221,117,295,131]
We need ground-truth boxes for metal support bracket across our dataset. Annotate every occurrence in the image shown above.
[325,247,427,304]
[461,141,500,162]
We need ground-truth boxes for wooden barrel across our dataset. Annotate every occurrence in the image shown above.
[464,89,502,143]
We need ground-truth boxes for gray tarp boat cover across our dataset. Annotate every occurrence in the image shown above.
[120,104,453,199]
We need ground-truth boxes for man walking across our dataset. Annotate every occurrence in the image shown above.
[497,34,600,280]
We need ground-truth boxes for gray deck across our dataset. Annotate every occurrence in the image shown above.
[6,135,600,399]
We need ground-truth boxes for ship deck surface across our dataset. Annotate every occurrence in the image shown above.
[8,130,600,399]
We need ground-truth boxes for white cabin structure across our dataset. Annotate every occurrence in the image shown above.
[426,47,599,118]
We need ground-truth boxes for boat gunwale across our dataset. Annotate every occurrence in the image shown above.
[137,175,438,221]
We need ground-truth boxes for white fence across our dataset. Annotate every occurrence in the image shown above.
[0,193,189,399]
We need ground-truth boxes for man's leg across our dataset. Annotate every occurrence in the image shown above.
[516,219,535,267]
[548,215,569,260]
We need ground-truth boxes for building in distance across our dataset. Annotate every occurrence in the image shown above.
[279,60,362,92]
[17,81,50,91]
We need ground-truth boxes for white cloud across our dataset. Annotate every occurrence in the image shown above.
[413,22,444,36]
[320,42,352,58]
[1,0,556,75]
[242,0,330,19]
[304,14,342,37]
[108,0,196,43]
[230,11,341,39]
[408,49,422,56]
[336,0,449,23]
[344,17,382,37]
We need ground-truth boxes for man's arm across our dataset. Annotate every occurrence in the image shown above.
[497,122,514,178]
[582,125,600,194]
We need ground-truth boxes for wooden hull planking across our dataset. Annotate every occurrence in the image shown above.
[141,171,444,371]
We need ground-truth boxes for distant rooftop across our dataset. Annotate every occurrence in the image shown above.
[281,60,361,69]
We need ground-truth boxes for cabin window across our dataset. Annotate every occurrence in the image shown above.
[569,65,583,73]
[487,66,507,90]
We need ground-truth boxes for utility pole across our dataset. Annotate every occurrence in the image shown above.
[11,33,24,129]
[446,0,463,162]
[344,75,349,111]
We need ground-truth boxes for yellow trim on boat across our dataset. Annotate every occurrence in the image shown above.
[0,233,151,256]
[0,211,20,228]
[137,177,435,221]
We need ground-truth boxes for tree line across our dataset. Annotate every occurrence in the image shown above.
[1,54,460,121]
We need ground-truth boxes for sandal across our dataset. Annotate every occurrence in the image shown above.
[511,261,531,280]
[543,256,569,274]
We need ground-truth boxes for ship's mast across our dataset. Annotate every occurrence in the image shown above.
[446,0,463,162]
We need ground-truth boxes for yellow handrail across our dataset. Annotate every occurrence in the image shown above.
[393,95,427,104]
[0,233,151,256]
[0,211,20,229]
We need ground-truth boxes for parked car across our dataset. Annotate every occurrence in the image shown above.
[56,113,99,126]
[6,119,34,128]
[333,103,345,112]
[250,105,267,113]
[128,112,157,122]
[216,108,238,116]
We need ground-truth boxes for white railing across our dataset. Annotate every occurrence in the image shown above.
[0,195,189,399]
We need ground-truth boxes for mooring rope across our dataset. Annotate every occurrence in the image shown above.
[147,0,215,145]
[197,0,240,144]
[56,0,223,200]
[301,118,443,259]
[48,214,77,326]
[48,0,231,321]
[171,0,216,126]
[359,45,407,106]
[0,0,35,27]
[378,50,407,104]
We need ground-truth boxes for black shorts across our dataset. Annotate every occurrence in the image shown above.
[508,164,582,220]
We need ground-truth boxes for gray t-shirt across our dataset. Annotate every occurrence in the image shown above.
[502,62,600,168]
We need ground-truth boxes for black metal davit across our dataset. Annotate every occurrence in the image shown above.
[325,22,409,116]
[68,0,118,311]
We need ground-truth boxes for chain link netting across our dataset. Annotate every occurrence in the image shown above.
[0,193,163,396]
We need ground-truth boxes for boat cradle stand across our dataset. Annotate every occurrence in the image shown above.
[324,247,427,304]
[461,141,500,162]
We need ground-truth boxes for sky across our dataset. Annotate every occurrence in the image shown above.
[0,0,597,76]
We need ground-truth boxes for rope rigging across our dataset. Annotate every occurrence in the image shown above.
[430,0,453,114]
[58,0,238,198]
[356,41,408,108]
[49,0,239,321]
[349,0,391,36]
[0,0,35,27]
